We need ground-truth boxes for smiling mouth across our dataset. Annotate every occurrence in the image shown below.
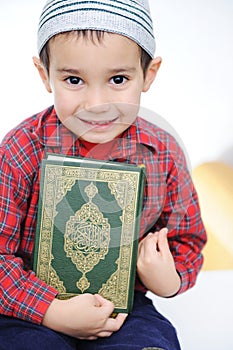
[78,117,119,126]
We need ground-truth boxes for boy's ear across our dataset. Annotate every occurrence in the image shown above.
[143,57,162,92]
[32,56,52,93]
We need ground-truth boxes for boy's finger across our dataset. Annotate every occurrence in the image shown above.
[94,294,114,308]
[157,228,170,253]
[105,313,128,332]
[139,233,158,256]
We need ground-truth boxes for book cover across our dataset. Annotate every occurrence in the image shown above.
[33,154,145,313]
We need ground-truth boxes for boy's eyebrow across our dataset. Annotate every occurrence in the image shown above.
[56,68,82,75]
[107,67,137,74]
[56,67,137,75]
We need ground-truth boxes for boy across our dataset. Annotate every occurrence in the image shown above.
[0,1,206,349]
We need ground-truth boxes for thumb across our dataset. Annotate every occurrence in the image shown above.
[94,294,114,312]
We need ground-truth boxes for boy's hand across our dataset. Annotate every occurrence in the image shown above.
[137,228,181,297]
[42,293,127,340]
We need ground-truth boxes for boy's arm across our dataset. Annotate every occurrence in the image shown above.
[137,138,207,296]
[0,149,58,324]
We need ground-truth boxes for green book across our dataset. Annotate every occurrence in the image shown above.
[33,153,145,313]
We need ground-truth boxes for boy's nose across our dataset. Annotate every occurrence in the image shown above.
[84,88,111,113]
[84,102,111,114]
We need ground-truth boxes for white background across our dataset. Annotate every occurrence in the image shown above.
[0,0,232,168]
[149,0,233,168]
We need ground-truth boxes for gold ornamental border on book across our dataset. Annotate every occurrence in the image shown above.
[36,164,140,309]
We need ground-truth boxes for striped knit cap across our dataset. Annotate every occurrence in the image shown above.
[37,0,155,58]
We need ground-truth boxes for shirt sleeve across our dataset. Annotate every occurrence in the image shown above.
[151,135,207,294]
[0,134,58,325]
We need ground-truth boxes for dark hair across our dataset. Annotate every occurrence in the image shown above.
[39,30,152,77]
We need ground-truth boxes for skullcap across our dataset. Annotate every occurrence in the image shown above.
[37,0,155,57]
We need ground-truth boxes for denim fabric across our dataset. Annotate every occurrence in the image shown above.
[0,316,77,350]
[0,292,180,350]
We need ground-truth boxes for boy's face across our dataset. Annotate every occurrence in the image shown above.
[35,32,160,143]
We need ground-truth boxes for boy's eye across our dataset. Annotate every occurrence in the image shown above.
[110,75,128,85]
[66,76,83,85]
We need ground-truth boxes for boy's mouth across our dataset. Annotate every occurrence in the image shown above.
[78,117,119,126]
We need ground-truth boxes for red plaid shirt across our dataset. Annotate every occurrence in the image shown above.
[0,106,206,324]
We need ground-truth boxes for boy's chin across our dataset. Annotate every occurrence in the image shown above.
[77,127,126,144]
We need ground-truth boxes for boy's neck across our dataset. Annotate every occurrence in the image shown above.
[80,137,119,159]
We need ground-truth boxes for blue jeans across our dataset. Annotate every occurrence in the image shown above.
[0,292,181,350]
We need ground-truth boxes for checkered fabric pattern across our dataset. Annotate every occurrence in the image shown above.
[0,106,206,324]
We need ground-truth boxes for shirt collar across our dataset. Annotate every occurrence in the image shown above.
[35,106,157,155]
[35,106,76,150]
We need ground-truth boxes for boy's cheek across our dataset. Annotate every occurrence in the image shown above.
[118,103,140,120]
[53,96,77,118]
